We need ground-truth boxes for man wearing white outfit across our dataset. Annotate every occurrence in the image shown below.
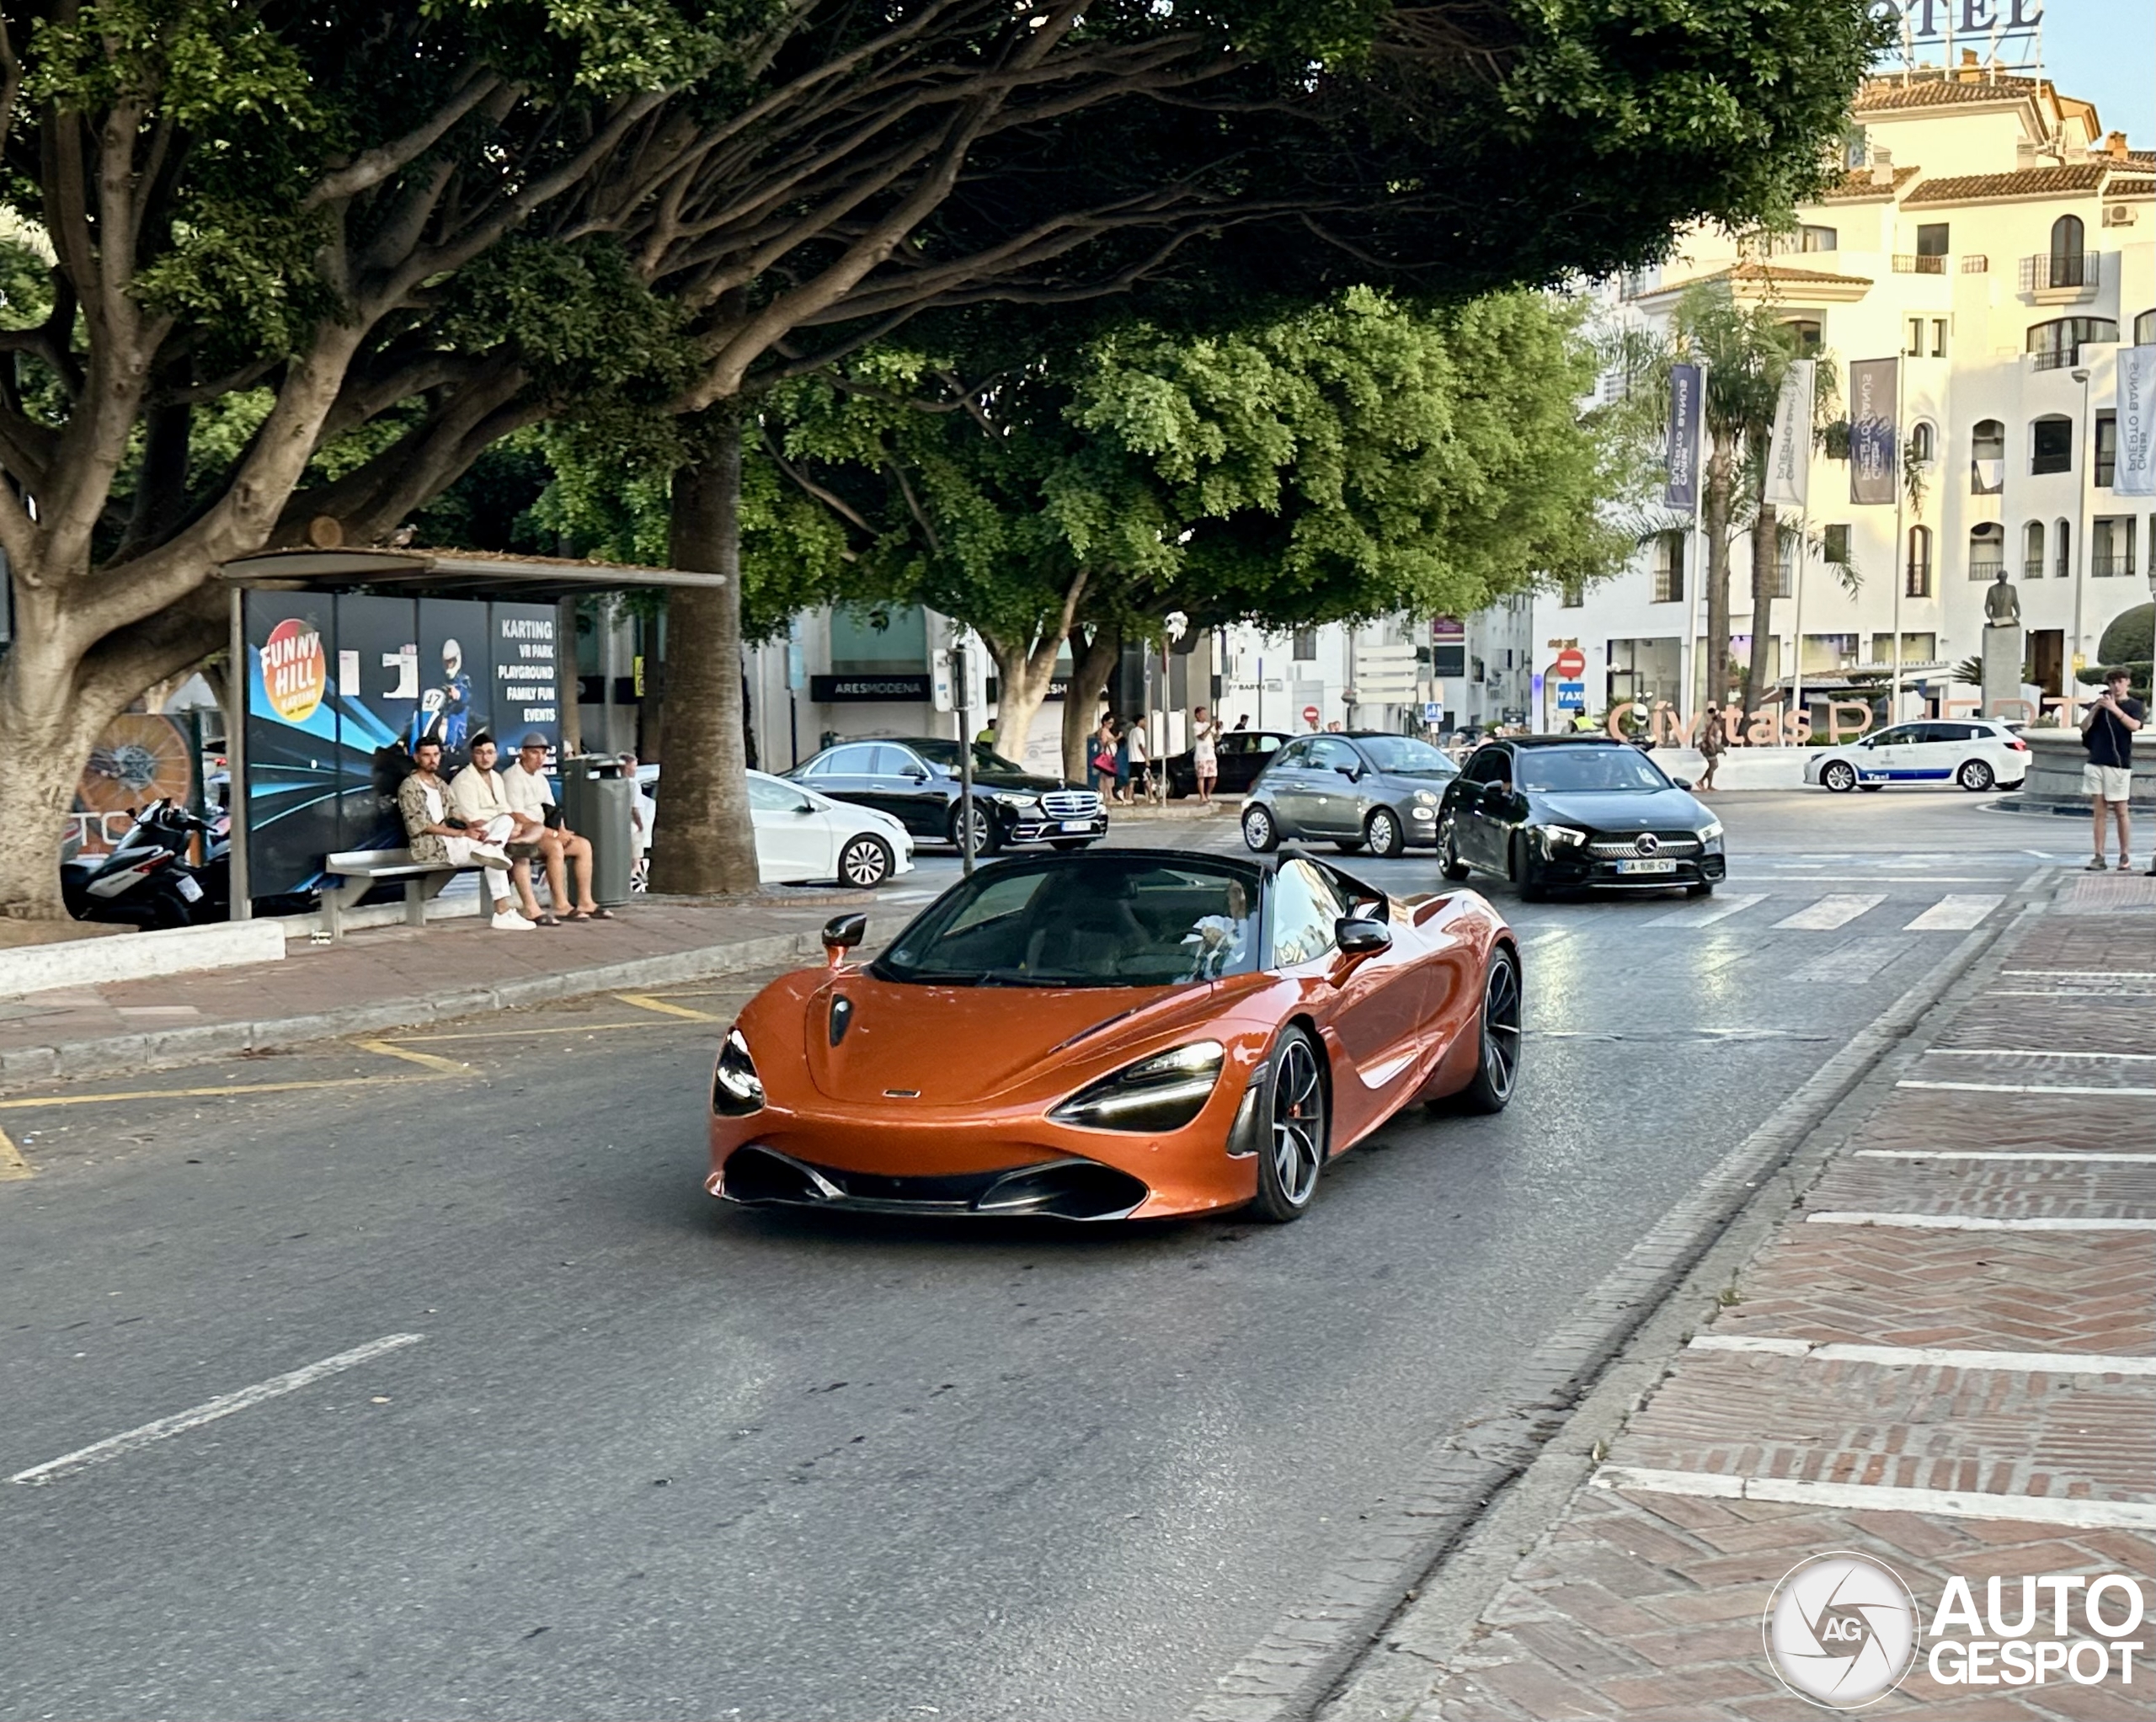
[397,738,526,930]
[452,732,554,925]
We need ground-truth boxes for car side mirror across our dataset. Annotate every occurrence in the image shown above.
[1672,776,1694,791]
[1334,764,1360,781]
[794,801,817,815]
[1331,917,1391,980]
[822,911,867,967]
[903,768,929,781]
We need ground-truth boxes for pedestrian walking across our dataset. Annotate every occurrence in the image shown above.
[1088,714,1117,793]
[1191,706,1221,806]
[1696,701,1726,792]
[1126,715,1153,803]
[2079,668,2143,871]
[1112,718,1133,803]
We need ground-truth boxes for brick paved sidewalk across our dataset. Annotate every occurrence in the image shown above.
[0,893,862,1087]
[1398,904,2156,1719]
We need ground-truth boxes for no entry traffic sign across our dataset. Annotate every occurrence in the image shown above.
[1553,647,1587,680]
[1301,704,1321,727]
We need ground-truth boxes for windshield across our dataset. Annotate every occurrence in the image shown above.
[1517,747,1673,793]
[1355,736,1458,777]
[875,856,1263,987]
[910,738,1029,775]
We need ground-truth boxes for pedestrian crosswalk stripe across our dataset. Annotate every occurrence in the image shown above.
[1902,893,2004,931]
[1592,1465,2156,1531]
[1787,936,1906,984]
[1772,893,1887,930]
[1644,893,1764,928]
[1689,1334,2156,1374]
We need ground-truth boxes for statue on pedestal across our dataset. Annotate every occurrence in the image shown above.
[1984,569,2021,629]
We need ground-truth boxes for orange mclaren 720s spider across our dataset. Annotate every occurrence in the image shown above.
[705,848,1518,1223]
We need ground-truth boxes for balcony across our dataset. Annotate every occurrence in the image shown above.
[2020,252,2100,301]
[2022,557,2045,581]
[1967,553,2006,582]
[1893,253,1946,274]
[1961,254,1989,274]
[2093,552,2137,578]
[1904,561,1933,599]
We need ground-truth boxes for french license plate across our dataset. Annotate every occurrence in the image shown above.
[1614,858,1678,875]
[1061,818,1093,832]
[174,873,205,902]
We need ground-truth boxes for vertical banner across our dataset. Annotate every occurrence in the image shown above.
[243,591,343,898]
[1763,360,1815,509]
[2117,344,2156,498]
[1663,363,1703,509]
[1849,358,1899,505]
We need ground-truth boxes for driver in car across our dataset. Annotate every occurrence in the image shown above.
[1184,879,1252,978]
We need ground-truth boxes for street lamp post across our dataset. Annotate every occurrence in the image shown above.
[2069,365,2093,718]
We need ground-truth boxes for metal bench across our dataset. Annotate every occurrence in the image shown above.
[320,848,489,941]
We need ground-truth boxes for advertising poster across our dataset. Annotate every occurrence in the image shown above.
[1662,363,1702,510]
[243,593,563,898]
[1849,358,1898,505]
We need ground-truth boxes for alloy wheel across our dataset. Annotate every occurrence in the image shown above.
[1958,760,1994,792]
[839,834,892,888]
[1822,761,1855,793]
[1366,808,1401,858]
[1271,1037,1326,1208]
[1480,952,1522,1102]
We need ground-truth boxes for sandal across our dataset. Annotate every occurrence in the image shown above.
[533,914,561,927]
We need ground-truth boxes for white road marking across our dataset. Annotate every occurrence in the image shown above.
[1644,893,1764,928]
[1592,1466,2156,1531]
[1773,893,1887,930]
[1689,1335,2156,1373]
[1807,1213,2156,1232]
[8,1333,426,1486]
[1896,1079,2156,1097]
[2002,969,2156,980]
[1858,1149,2156,1163]
[1786,936,1906,984]
[1927,1047,2156,1063]
[1902,893,2004,931]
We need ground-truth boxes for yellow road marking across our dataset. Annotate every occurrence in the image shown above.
[615,993,722,1022]
[0,1126,30,1181]
[0,1074,441,1111]
[351,1037,474,1075]
[385,1021,678,1042]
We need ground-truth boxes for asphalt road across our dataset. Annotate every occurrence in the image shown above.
[0,787,2085,1721]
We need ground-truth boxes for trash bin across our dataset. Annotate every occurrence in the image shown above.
[559,754,636,906]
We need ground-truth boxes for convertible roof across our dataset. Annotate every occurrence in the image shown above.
[1502,735,1631,749]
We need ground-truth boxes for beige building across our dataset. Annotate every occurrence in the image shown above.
[1534,65,2153,728]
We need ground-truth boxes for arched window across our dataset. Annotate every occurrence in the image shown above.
[2054,519,2071,581]
[1968,523,2004,581]
[1909,420,1935,464]
[1780,318,1822,355]
[1906,525,1933,598]
[2050,214,2085,287]
[2137,308,2156,346]
[2027,317,2119,371]
[2031,414,2075,475]
[1971,419,2005,493]
[2022,520,2045,578]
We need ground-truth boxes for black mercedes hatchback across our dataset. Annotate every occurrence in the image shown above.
[1435,738,1726,899]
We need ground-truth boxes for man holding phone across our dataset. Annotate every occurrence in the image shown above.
[2079,668,2144,872]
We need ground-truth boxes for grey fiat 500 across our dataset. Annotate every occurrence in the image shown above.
[1241,733,1460,858]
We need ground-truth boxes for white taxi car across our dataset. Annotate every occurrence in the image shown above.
[1804,718,2030,793]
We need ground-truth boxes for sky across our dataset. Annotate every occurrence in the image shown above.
[2008,3,2153,142]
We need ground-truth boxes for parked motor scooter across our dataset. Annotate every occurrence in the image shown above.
[61,798,230,929]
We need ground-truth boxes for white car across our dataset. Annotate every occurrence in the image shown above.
[637,765,915,887]
[1804,719,2031,793]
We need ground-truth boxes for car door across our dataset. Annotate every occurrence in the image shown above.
[804,743,880,809]
[1452,746,1515,869]
[870,745,949,834]
[1261,738,1319,833]
[1915,722,1973,783]
[747,775,830,882]
[1300,738,1365,835]
[1273,860,1423,1133]
[1856,724,1919,784]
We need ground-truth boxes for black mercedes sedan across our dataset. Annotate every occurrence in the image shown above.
[785,737,1108,853]
[1435,737,1726,900]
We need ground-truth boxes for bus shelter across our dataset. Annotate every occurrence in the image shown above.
[217,546,725,918]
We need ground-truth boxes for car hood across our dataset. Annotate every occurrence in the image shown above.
[942,768,1075,796]
[799,972,1249,1106]
[1529,787,1709,831]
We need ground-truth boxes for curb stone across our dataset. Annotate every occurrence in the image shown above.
[0,928,825,1094]
[1182,896,2033,1722]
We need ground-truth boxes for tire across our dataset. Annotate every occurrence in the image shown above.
[1247,1027,1327,1223]
[1821,760,1857,793]
[1512,834,1548,903]
[1241,802,1280,853]
[1049,837,1097,851]
[1957,759,1994,792]
[1332,839,1365,855]
[1858,783,1883,793]
[1364,806,1406,859]
[1686,880,1715,898]
[947,800,1000,855]
[1455,947,1522,1114]
[835,833,894,888]
[1438,826,1470,882]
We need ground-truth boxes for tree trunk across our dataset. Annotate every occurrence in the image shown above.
[557,598,583,755]
[1702,438,1736,713]
[648,420,761,897]
[978,627,1063,776]
[1739,502,1780,733]
[1060,620,1123,785]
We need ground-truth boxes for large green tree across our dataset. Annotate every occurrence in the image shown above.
[0,0,1884,917]
[758,288,1637,778]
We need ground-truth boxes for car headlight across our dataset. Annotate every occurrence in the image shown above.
[1049,1041,1224,1133]
[1412,789,1438,804]
[992,791,1038,809]
[1537,824,1588,851]
[1700,820,1724,842]
[712,1027,765,1115]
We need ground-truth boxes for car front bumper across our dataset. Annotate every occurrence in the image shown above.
[1007,813,1111,843]
[1535,850,1726,889]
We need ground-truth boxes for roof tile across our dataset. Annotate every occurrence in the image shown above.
[1903,163,2110,205]
[1854,75,2039,113]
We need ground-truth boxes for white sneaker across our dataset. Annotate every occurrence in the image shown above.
[489,906,532,931]
[471,843,512,869]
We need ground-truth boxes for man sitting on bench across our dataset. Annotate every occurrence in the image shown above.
[501,734,610,921]
[397,737,527,932]
[450,733,554,926]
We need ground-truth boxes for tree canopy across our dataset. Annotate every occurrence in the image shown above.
[0,0,1888,915]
